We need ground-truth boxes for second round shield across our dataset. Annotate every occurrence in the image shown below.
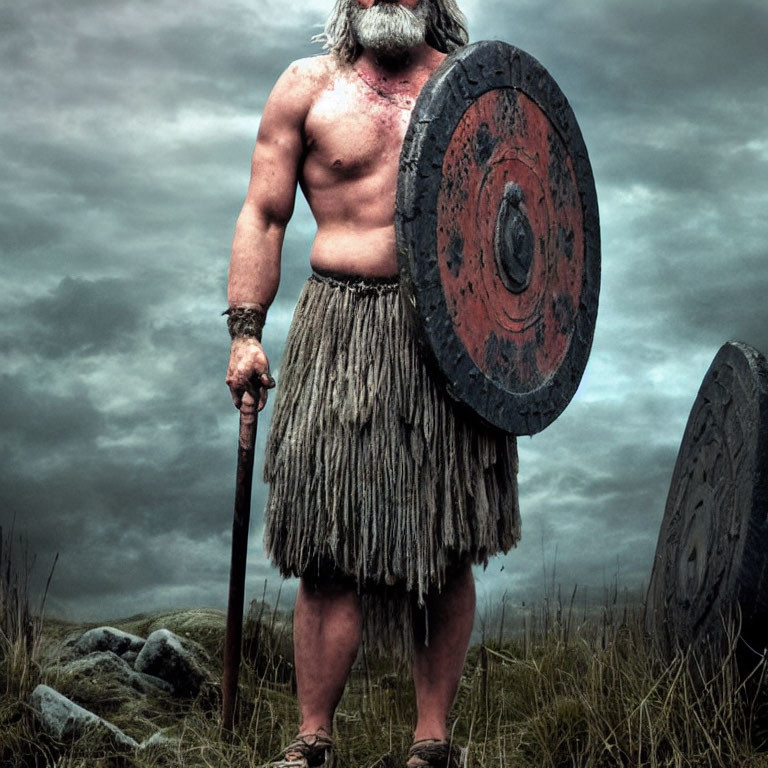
[645,342,768,665]
[396,40,600,435]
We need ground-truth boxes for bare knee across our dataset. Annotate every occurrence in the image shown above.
[428,556,474,600]
[300,570,358,600]
[297,572,362,633]
[411,559,474,642]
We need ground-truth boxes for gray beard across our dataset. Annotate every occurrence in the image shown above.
[350,2,429,57]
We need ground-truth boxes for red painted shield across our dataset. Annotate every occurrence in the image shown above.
[396,41,600,434]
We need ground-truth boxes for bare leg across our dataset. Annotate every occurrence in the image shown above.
[411,562,475,742]
[293,576,362,736]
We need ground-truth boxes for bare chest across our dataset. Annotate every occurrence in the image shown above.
[304,76,417,179]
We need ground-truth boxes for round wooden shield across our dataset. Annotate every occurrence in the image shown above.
[396,40,600,435]
[644,342,768,665]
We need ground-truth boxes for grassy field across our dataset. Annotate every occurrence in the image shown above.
[2,534,768,767]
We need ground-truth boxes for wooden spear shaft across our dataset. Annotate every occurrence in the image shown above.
[222,391,258,731]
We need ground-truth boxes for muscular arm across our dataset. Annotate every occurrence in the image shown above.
[225,60,317,409]
[228,62,311,307]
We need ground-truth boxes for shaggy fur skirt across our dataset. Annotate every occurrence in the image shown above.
[262,270,520,658]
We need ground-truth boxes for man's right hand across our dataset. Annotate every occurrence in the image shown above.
[225,337,276,411]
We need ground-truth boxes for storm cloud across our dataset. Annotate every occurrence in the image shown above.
[1,0,767,624]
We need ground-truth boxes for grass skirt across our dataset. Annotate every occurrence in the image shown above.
[263,271,520,658]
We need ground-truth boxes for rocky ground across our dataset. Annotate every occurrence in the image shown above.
[5,601,768,767]
[33,620,213,750]
[13,604,296,765]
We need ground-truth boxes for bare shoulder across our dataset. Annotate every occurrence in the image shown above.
[284,54,340,84]
[268,55,340,112]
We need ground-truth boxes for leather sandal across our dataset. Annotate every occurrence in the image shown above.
[406,739,463,768]
[270,732,335,768]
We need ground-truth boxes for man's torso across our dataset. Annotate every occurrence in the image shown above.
[295,50,446,277]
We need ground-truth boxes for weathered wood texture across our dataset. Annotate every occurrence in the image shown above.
[396,40,600,435]
[222,394,258,730]
[645,342,768,667]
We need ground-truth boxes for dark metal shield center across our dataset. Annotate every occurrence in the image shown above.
[494,182,534,293]
[678,501,712,602]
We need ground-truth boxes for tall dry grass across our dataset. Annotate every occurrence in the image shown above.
[0,524,58,765]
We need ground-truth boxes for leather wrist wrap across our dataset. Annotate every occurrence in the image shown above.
[224,306,266,341]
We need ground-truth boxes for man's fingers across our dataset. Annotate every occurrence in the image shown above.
[248,376,272,411]
[226,360,273,410]
[244,377,267,403]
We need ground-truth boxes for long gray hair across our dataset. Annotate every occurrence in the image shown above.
[314,0,469,63]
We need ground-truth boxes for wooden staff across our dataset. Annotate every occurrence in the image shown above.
[222,391,258,731]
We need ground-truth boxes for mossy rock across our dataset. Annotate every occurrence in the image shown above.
[117,609,226,661]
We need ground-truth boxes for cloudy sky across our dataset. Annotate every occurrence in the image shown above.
[1,0,767,627]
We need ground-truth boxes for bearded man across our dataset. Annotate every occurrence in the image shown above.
[225,2,520,766]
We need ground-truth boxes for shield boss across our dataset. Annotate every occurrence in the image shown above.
[396,40,600,434]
